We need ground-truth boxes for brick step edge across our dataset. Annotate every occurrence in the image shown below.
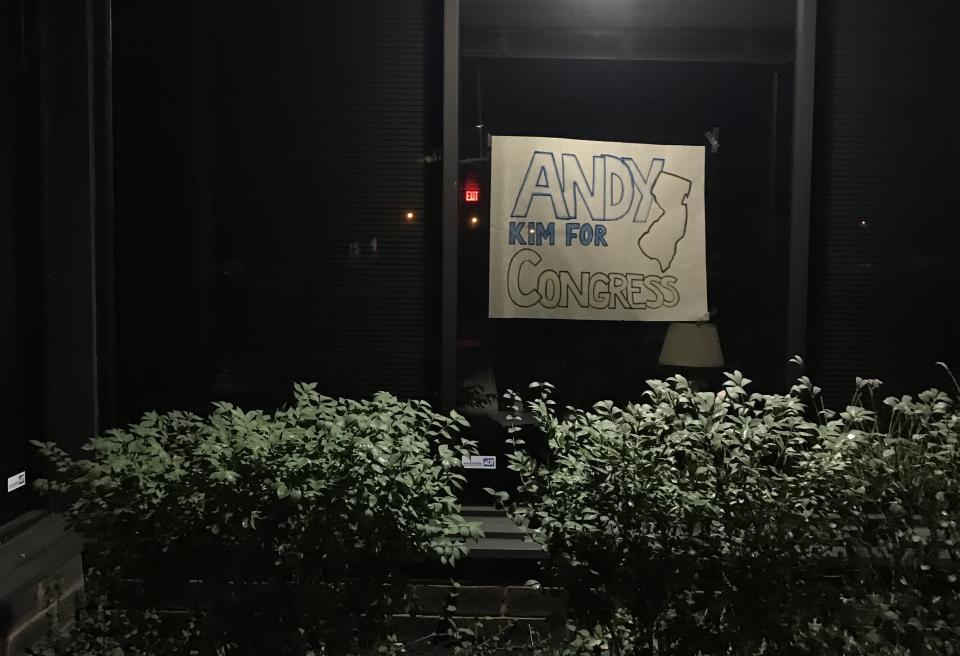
[409,585,562,618]
[392,614,563,648]
[109,581,565,619]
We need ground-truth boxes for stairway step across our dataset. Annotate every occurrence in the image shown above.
[473,516,526,539]
[461,505,504,517]
[463,507,534,540]
[467,537,545,560]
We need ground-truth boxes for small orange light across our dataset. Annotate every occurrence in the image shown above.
[405,211,415,220]
[470,216,479,225]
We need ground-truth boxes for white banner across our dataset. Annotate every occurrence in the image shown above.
[488,135,708,321]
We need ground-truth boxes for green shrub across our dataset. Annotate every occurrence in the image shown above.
[497,366,960,655]
[28,598,202,656]
[33,384,481,655]
[805,371,960,655]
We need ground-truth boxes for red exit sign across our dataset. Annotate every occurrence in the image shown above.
[464,189,479,203]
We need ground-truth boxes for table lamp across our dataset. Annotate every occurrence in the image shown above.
[658,322,724,389]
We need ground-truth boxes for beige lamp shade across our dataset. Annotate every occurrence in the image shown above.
[658,322,724,368]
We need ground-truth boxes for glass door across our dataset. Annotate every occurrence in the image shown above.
[451,0,798,502]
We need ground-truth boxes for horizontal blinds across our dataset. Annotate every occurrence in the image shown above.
[809,1,960,407]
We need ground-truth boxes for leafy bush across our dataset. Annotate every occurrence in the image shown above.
[29,597,202,656]
[497,366,960,655]
[29,368,960,656]
[33,384,481,655]
[803,372,960,655]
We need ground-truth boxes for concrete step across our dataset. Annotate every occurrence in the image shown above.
[460,505,504,517]
[467,537,543,560]
[461,506,544,561]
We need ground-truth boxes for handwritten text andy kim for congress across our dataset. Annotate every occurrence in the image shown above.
[503,149,693,312]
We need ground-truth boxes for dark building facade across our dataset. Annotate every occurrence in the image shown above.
[1,1,959,649]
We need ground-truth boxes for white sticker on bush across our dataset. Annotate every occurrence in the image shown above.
[462,455,497,470]
[7,471,26,492]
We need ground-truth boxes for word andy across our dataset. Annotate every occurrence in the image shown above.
[507,249,680,310]
[508,221,609,247]
[511,151,664,223]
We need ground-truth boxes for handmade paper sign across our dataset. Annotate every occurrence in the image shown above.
[488,135,708,321]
